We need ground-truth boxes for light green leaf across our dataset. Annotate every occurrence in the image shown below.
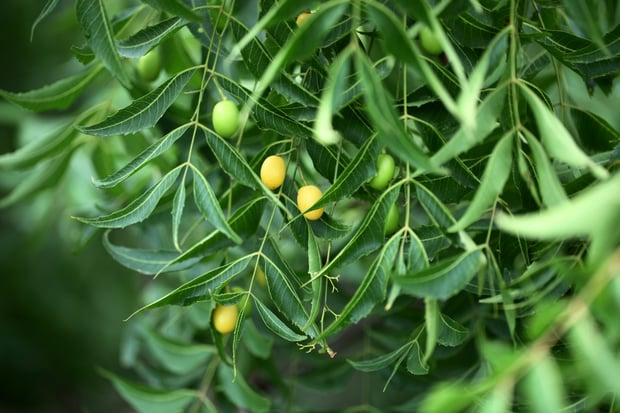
[0,65,103,112]
[31,0,59,40]
[394,248,486,300]
[191,166,241,244]
[355,51,443,175]
[496,173,620,263]
[73,166,181,228]
[217,364,271,413]
[348,343,410,372]
[424,298,439,365]
[140,327,216,375]
[94,124,190,188]
[430,87,507,167]
[99,369,195,413]
[449,133,513,232]
[171,180,186,251]
[312,46,352,145]
[118,17,186,58]
[523,355,565,413]
[523,129,568,207]
[76,0,130,86]
[437,312,469,347]
[0,149,75,208]
[102,231,200,275]
[519,83,608,179]
[253,298,307,342]
[568,315,620,395]
[406,341,429,375]
[302,222,323,332]
[78,70,195,136]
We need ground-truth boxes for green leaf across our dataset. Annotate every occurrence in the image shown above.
[302,222,324,332]
[415,184,457,229]
[523,129,568,207]
[245,3,348,110]
[311,235,399,343]
[568,315,620,395]
[406,341,429,375]
[99,369,195,413]
[31,0,59,41]
[0,149,75,208]
[355,51,443,175]
[140,327,216,375]
[312,135,381,210]
[94,124,190,188]
[315,186,400,277]
[262,240,316,336]
[102,231,200,275]
[73,166,181,228]
[78,70,195,136]
[202,128,259,189]
[364,2,458,117]
[431,87,507,167]
[424,298,439,365]
[348,343,410,372]
[141,0,201,22]
[171,180,186,251]
[0,65,103,112]
[523,355,565,413]
[253,298,307,342]
[437,312,469,347]
[0,119,84,170]
[76,0,130,86]
[394,248,486,300]
[129,255,253,317]
[217,363,271,413]
[312,46,352,145]
[519,83,608,179]
[118,17,186,58]
[191,166,242,244]
[495,173,620,263]
[449,132,513,231]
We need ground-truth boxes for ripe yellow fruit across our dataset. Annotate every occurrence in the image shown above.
[212,304,238,334]
[255,266,267,287]
[296,12,311,27]
[260,155,286,190]
[297,185,324,221]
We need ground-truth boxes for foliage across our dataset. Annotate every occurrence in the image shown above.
[2,0,620,411]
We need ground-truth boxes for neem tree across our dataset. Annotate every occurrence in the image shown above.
[1,0,620,411]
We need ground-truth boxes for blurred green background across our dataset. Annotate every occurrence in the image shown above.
[0,1,139,411]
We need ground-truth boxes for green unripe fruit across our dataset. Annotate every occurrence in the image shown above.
[212,100,240,138]
[385,204,399,235]
[369,154,395,190]
[420,26,443,55]
[137,49,162,82]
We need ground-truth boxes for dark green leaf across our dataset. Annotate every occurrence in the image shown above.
[94,124,190,188]
[118,17,186,58]
[217,364,271,413]
[254,298,307,342]
[348,343,410,372]
[394,248,486,300]
[30,0,59,40]
[76,0,130,86]
[78,70,195,136]
[141,0,202,22]
[202,128,260,189]
[73,166,181,228]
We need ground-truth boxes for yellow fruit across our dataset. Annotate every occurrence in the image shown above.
[212,304,238,334]
[296,12,311,27]
[297,185,324,221]
[260,155,286,190]
[255,266,267,287]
